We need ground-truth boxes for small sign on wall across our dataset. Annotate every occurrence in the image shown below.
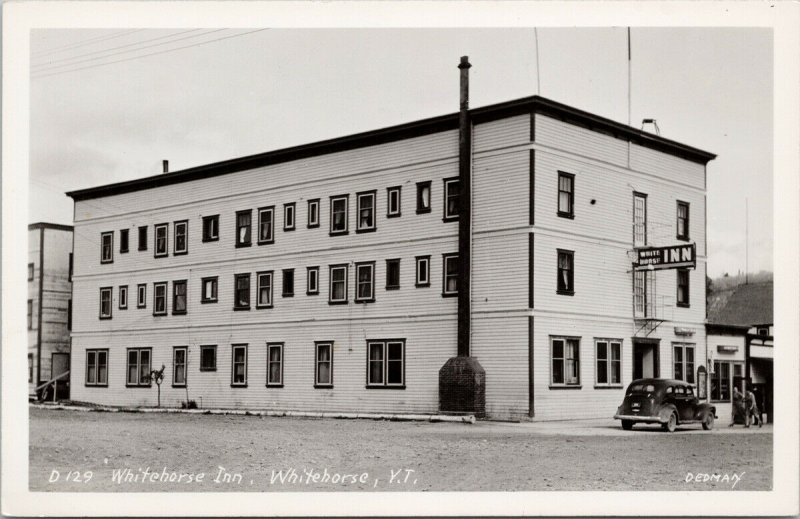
[697,365,708,400]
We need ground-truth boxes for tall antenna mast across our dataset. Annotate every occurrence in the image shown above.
[745,197,749,284]
[534,28,541,95]
[627,27,632,126]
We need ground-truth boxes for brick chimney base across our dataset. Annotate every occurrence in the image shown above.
[439,356,485,418]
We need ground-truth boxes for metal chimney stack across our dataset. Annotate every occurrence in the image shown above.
[162,160,169,173]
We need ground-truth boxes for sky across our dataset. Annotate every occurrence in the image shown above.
[28,27,773,278]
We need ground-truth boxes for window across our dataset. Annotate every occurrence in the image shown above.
[758,327,769,337]
[281,269,295,297]
[153,282,167,316]
[99,287,112,319]
[154,223,168,257]
[315,342,333,387]
[442,254,458,296]
[172,280,187,315]
[356,191,376,233]
[307,199,320,228]
[283,203,296,231]
[235,210,252,247]
[173,347,187,387]
[557,249,574,295]
[557,172,575,217]
[677,201,690,240]
[120,229,129,253]
[85,349,108,386]
[416,181,431,214]
[200,345,217,371]
[355,262,375,303]
[257,206,275,244]
[633,270,655,318]
[27,299,33,329]
[138,226,148,251]
[330,195,349,235]
[234,274,250,310]
[101,232,113,263]
[551,337,580,386]
[367,340,405,388]
[267,343,283,387]
[28,353,33,383]
[137,284,146,308]
[595,339,622,386]
[387,186,401,217]
[119,285,128,309]
[386,259,400,290]
[202,215,219,242]
[711,361,731,401]
[329,264,348,304]
[415,256,430,287]
[27,263,34,281]
[231,344,247,387]
[677,269,690,307]
[633,192,647,247]
[174,221,188,255]
[256,271,274,308]
[126,348,151,387]
[673,344,695,384]
[307,267,319,295]
[443,177,460,221]
[201,277,218,303]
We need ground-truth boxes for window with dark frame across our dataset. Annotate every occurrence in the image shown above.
[257,207,274,244]
[329,265,348,304]
[119,285,128,309]
[202,215,219,242]
[557,172,575,217]
[595,339,622,386]
[231,344,247,386]
[154,224,168,257]
[386,259,400,290]
[137,284,146,308]
[138,226,148,251]
[711,361,732,401]
[267,343,283,386]
[126,347,151,387]
[415,256,430,287]
[283,203,296,231]
[677,201,690,240]
[633,192,647,247]
[235,210,252,247]
[355,262,375,303]
[551,337,580,386]
[27,299,33,329]
[307,267,319,295]
[442,254,458,296]
[356,191,376,233]
[307,199,320,228]
[257,271,273,308]
[367,340,405,388]
[120,229,130,253]
[173,346,187,387]
[234,274,250,310]
[28,353,33,383]
[330,195,349,235]
[443,178,460,221]
[387,186,401,217]
[416,181,432,214]
[282,269,295,297]
[199,345,217,371]
[174,221,188,255]
[673,344,695,383]
[315,342,333,387]
[101,232,113,263]
[99,287,112,319]
[557,250,574,295]
[172,280,187,314]
[201,277,218,303]
[28,262,34,281]
[153,282,167,315]
[677,269,690,307]
[85,349,108,386]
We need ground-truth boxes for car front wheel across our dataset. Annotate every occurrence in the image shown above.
[702,412,715,431]
[621,420,633,430]
[662,412,677,433]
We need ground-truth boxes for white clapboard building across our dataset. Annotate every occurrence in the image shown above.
[67,60,715,420]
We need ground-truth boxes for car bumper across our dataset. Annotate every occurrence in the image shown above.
[614,414,667,424]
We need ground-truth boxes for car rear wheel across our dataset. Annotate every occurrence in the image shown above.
[702,412,715,430]
[621,420,633,430]
[661,412,677,433]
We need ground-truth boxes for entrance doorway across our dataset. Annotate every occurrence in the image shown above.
[633,339,660,380]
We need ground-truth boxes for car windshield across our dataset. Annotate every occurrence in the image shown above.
[629,383,656,393]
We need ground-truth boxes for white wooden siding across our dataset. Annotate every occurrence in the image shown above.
[630,144,706,190]
[473,114,529,153]
[535,114,629,168]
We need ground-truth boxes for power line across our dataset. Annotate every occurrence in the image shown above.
[32,29,145,58]
[32,29,268,80]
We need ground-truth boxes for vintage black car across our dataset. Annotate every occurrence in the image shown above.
[614,378,716,432]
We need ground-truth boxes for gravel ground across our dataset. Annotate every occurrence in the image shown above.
[29,407,772,492]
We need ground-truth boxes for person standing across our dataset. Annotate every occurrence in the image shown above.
[746,387,762,428]
[729,386,745,427]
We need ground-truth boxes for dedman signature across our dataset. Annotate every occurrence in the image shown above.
[685,471,745,489]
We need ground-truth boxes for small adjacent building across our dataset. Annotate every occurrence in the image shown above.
[28,222,74,399]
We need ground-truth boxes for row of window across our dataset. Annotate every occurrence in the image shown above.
[98,255,459,318]
[85,340,406,389]
[550,337,695,388]
[99,179,461,263]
